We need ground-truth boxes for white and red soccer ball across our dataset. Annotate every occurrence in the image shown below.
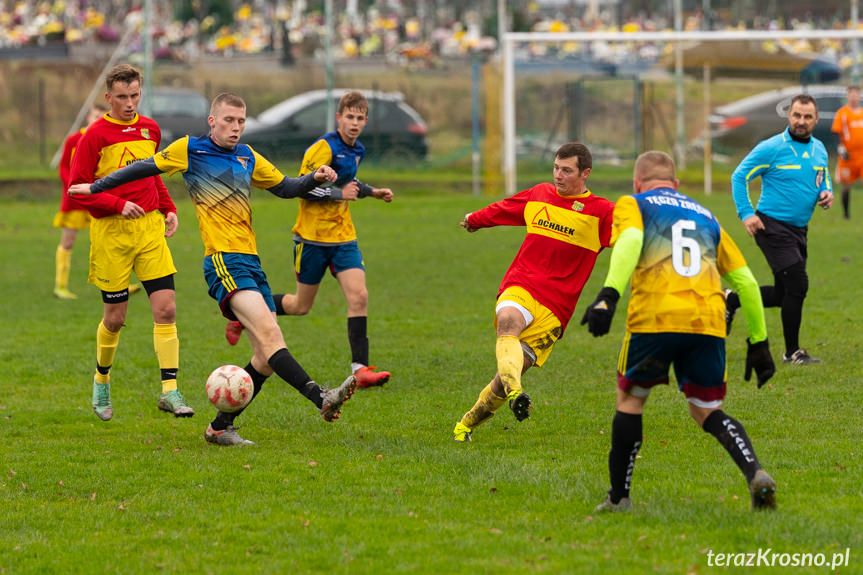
[206,365,253,413]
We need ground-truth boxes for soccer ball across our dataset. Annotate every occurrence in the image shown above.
[206,365,254,413]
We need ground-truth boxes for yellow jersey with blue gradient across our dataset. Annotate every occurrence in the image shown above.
[613,188,748,336]
[153,136,285,256]
[293,132,365,244]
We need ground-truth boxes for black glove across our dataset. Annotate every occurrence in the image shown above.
[580,287,620,337]
[745,338,775,388]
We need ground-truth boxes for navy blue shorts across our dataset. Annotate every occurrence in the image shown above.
[617,331,727,406]
[294,240,364,285]
[203,252,275,321]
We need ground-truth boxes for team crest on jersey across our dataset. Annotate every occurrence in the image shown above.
[237,156,249,169]
[815,168,824,188]
[141,128,150,140]
[571,200,584,212]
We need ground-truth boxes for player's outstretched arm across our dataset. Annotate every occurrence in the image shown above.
[723,265,774,387]
[67,158,163,195]
[266,166,337,199]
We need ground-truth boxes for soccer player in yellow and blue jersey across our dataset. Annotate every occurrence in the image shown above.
[582,151,777,512]
[69,93,358,445]
[69,64,192,421]
[227,91,394,389]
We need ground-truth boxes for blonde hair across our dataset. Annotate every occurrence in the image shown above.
[210,93,246,116]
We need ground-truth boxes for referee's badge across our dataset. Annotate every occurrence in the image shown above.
[815,169,824,189]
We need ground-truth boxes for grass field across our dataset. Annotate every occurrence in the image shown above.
[1,180,861,574]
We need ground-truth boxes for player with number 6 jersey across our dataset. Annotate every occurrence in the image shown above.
[581,150,777,513]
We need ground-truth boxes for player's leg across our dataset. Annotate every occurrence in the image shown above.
[842,184,851,219]
[597,332,671,511]
[274,282,320,316]
[229,241,323,345]
[92,297,129,421]
[336,261,390,388]
[135,216,193,415]
[453,355,533,442]
[232,290,356,421]
[681,334,775,510]
[54,227,78,299]
[87,216,136,421]
[143,276,194,417]
[596,386,647,512]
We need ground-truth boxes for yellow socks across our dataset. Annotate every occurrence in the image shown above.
[55,245,72,289]
[496,335,523,400]
[95,321,120,382]
[460,381,507,429]
[153,323,179,393]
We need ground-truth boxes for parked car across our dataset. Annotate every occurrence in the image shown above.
[241,89,428,162]
[710,85,845,155]
[147,86,210,147]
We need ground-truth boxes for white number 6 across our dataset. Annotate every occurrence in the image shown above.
[671,219,701,277]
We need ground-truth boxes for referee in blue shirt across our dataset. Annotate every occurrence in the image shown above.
[727,94,834,365]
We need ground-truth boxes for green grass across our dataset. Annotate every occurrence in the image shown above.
[1,183,861,574]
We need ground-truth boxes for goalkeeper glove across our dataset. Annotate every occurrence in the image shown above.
[744,338,775,388]
[580,287,620,337]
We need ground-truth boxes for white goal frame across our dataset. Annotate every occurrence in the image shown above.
[502,28,863,197]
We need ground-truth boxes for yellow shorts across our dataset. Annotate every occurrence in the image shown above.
[53,210,91,230]
[495,286,562,367]
[88,211,177,292]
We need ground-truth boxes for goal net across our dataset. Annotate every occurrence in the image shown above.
[498,28,863,196]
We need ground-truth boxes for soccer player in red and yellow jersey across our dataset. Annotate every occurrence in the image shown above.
[831,85,863,219]
[69,64,193,420]
[52,103,105,300]
[452,143,615,442]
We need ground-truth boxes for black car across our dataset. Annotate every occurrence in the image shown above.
[710,85,846,155]
[147,86,210,147]
[241,90,428,162]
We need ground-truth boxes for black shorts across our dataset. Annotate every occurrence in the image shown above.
[753,211,808,273]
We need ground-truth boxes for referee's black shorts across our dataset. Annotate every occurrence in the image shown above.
[753,211,808,273]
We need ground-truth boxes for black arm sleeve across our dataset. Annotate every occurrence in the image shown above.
[265,172,322,199]
[302,184,344,201]
[355,180,374,198]
[90,158,162,193]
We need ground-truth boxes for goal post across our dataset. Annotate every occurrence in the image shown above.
[502,28,863,197]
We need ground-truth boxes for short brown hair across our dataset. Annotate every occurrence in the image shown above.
[790,93,817,111]
[105,64,142,92]
[555,142,592,171]
[634,150,676,183]
[210,92,246,116]
[338,91,369,115]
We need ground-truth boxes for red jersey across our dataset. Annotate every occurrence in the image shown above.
[70,113,175,219]
[57,128,87,213]
[468,183,614,334]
